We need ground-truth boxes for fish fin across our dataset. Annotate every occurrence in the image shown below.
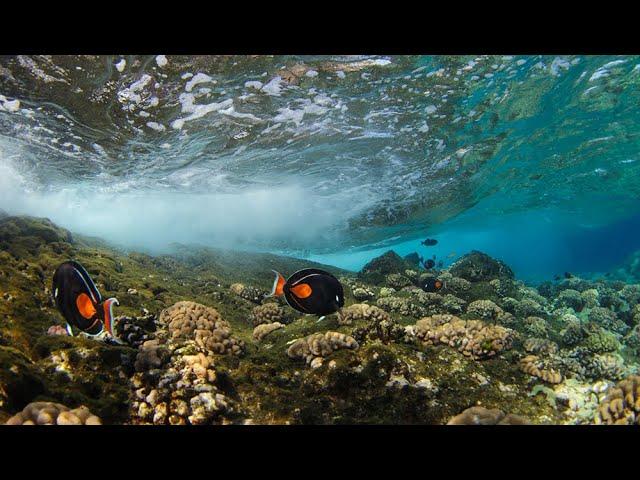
[316,316,326,323]
[65,323,74,336]
[102,298,119,337]
[268,270,286,297]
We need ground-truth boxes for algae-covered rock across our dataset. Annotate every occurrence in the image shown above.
[0,346,45,411]
[358,250,414,285]
[449,251,514,282]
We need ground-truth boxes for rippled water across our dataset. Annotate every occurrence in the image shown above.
[1,55,640,280]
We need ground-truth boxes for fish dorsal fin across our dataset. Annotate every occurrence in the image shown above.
[269,270,286,297]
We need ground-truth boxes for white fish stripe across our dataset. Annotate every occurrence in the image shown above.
[289,273,324,287]
[73,267,98,304]
[73,263,101,302]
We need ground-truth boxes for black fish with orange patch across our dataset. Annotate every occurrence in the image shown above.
[422,278,444,293]
[269,268,344,316]
[52,261,120,338]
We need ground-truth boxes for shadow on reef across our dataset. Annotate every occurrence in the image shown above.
[1,214,640,424]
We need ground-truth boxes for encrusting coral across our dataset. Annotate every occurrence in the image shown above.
[253,322,285,342]
[447,406,529,425]
[410,314,514,360]
[5,401,101,425]
[287,331,359,368]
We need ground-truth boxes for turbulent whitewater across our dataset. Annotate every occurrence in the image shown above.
[1,55,640,280]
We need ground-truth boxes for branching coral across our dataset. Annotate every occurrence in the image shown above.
[5,401,101,425]
[411,314,514,360]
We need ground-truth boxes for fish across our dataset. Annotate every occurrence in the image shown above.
[447,252,457,258]
[422,278,444,293]
[422,258,435,269]
[421,238,438,246]
[268,268,344,316]
[52,261,121,342]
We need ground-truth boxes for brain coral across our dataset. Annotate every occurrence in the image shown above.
[447,406,529,425]
[411,314,514,360]
[596,375,640,425]
[287,331,359,366]
[159,301,243,355]
[5,402,101,425]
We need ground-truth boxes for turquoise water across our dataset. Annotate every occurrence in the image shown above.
[1,55,640,282]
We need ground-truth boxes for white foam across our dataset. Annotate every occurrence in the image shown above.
[146,121,166,132]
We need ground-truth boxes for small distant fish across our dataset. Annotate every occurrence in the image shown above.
[564,272,573,279]
[52,261,122,342]
[422,278,444,293]
[422,259,435,269]
[421,238,438,246]
[268,268,344,316]
[447,252,457,258]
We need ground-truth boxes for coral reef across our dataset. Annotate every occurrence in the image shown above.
[447,406,529,425]
[519,355,563,384]
[287,331,359,368]
[5,401,101,425]
[160,301,243,355]
[253,322,285,342]
[2,215,640,425]
[410,314,514,360]
[449,250,514,282]
[596,375,640,425]
[249,302,292,327]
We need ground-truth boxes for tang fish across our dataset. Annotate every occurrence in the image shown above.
[52,261,121,342]
[422,258,435,269]
[421,238,438,246]
[268,268,344,317]
[422,278,444,293]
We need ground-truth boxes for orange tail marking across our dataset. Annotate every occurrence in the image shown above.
[76,293,97,319]
[291,283,313,299]
[271,271,286,297]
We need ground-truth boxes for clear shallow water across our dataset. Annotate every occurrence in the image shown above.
[1,55,640,281]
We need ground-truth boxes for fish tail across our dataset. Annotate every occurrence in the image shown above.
[65,323,74,336]
[102,297,120,336]
[268,270,286,297]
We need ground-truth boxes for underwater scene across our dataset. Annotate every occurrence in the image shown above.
[1,54,640,425]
